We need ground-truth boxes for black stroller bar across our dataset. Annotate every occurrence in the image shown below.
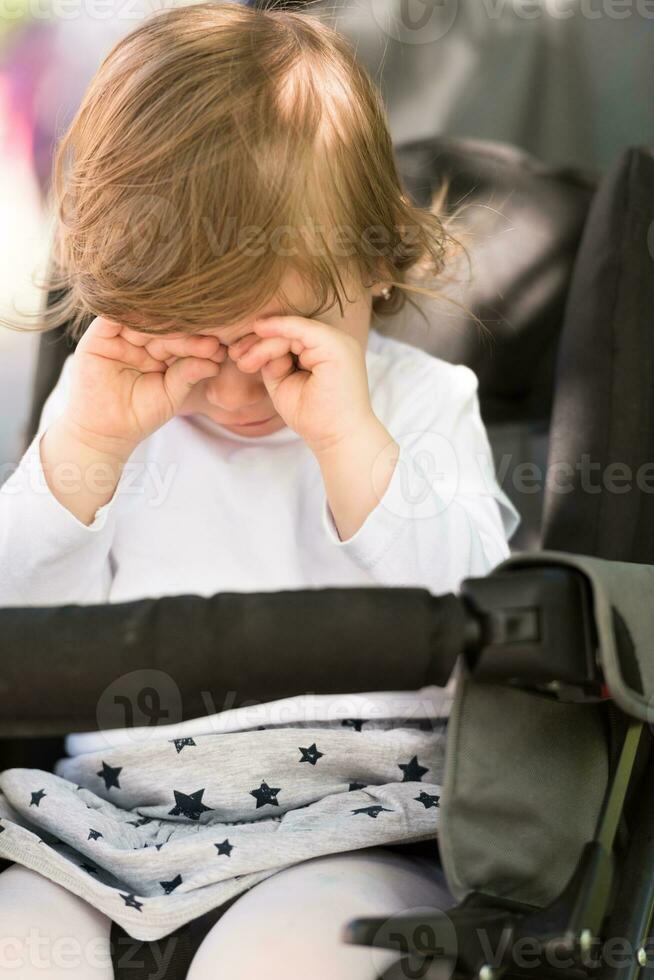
[0,587,466,736]
[0,565,603,738]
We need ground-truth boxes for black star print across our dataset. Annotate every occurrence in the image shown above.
[168,789,213,821]
[120,893,143,911]
[30,789,46,807]
[170,738,197,754]
[348,781,368,791]
[351,805,394,819]
[214,839,234,857]
[250,782,281,808]
[299,743,324,766]
[160,874,182,894]
[88,829,103,841]
[80,863,99,874]
[415,792,440,809]
[342,719,365,732]
[97,762,122,791]
[398,756,429,783]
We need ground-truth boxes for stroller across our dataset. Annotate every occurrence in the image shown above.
[1,134,654,979]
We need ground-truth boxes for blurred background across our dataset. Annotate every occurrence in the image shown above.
[1,0,653,471]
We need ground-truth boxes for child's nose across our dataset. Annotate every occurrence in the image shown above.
[211,356,266,410]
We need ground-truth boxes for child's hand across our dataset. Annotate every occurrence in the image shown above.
[230,316,376,455]
[60,316,226,457]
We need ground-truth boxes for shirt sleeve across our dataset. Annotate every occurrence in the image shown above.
[320,363,521,596]
[0,355,127,607]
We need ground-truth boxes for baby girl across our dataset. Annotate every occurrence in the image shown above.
[0,3,518,977]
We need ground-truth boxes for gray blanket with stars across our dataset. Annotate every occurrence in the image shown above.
[0,689,448,940]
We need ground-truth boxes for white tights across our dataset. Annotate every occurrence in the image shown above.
[0,847,453,978]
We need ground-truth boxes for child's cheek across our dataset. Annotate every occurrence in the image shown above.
[203,375,225,407]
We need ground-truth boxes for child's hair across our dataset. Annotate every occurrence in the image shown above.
[5,0,466,341]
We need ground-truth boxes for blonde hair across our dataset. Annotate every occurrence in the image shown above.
[7,0,464,341]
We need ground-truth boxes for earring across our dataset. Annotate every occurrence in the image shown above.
[380,286,392,301]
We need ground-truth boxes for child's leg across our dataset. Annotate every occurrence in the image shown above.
[0,864,114,978]
[186,846,454,980]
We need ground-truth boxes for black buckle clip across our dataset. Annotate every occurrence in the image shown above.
[460,566,606,702]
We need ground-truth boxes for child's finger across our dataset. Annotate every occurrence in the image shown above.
[84,316,124,341]
[208,344,228,364]
[261,352,296,383]
[164,345,226,369]
[227,333,259,361]
[145,333,222,363]
[259,351,304,403]
[119,323,164,347]
[86,334,167,374]
[252,315,331,351]
[162,356,222,411]
[251,316,344,372]
[235,336,294,373]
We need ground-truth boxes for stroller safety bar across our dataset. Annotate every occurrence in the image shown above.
[0,587,466,736]
[3,549,652,737]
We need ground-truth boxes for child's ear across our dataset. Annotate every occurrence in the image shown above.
[372,282,392,301]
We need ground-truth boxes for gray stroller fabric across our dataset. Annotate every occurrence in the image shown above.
[0,691,449,941]
[438,678,609,909]
[437,549,633,909]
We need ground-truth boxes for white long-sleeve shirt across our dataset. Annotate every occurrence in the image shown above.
[0,327,519,755]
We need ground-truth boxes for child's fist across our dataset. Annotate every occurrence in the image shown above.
[60,316,225,457]
[230,316,375,455]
